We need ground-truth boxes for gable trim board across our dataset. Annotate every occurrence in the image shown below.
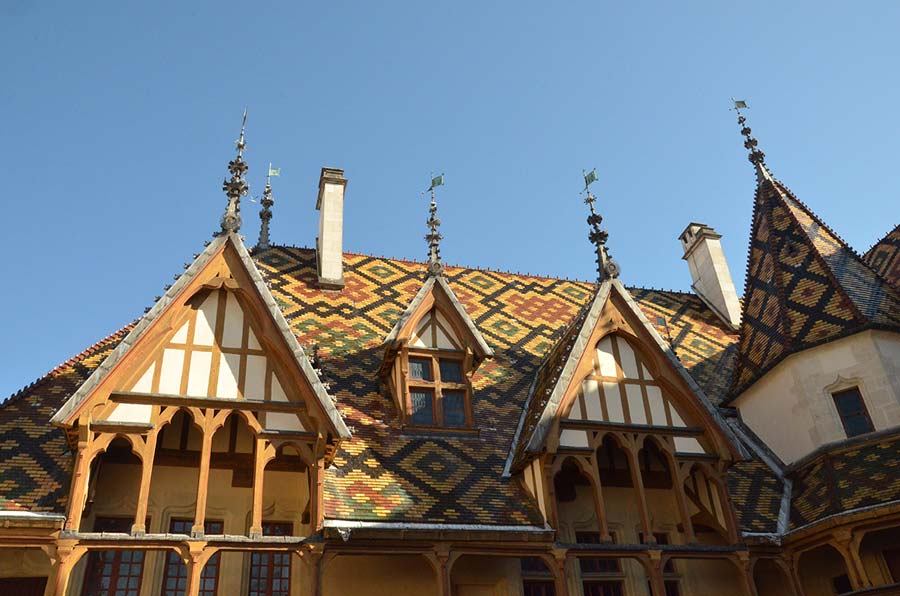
[505,279,744,476]
[50,233,350,439]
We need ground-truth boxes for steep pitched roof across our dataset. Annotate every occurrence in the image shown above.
[864,223,900,289]
[50,233,350,439]
[506,279,740,474]
[728,173,900,398]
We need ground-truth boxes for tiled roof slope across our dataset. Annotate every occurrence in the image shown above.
[0,247,742,526]
[864,224,900,289]
[726,456,784,533]
[728,175,900,399]
[789,431,900,530]
[0,326,132,513]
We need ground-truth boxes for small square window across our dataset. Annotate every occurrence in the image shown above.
[409,358,433,381]
[443,390,467,427]
[411,390,435,425]
[832,387,874,438]
[439,359,463,383]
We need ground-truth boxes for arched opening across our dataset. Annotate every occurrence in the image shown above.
[797,544,853,596]
[753,557,794,596]
[596,435,639,543]
[637,438,681,544]
[683,464,730,544]
[82,436,143,532]
[859,526,900,587]
[554,457,602,543]
[322,553,438,595]
[147,409,203,526]
[204,412,257,533]
[261,443,310,532]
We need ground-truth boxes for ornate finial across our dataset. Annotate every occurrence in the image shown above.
[257,163,280,250]
[732,99,771,180]
[220,109,249,234]
[425,173,445,276]
[582,168,619,281]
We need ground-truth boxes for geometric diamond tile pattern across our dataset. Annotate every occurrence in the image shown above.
[729,177,900,398]
[864,223,900,289]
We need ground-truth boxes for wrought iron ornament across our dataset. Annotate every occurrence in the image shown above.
[583,169,619,281]
[220,109,249,234]
[257,163,277,250]
[425,173,445,276]
[732,99,766,167]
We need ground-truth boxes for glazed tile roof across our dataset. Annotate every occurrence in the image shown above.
[864,224,900,289]
[726,457,784,534]
[0,246,745,525]
[728,174,900,399]
[789,431,900,530]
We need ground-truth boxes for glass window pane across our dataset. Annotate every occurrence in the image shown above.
[439,360,463,383]
[411,390,434,425]
[845,414,873,437]
[443,391,467,427]
[833,388,873,436]
[409,357,432,381]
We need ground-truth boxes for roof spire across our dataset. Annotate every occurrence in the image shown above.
[732,99,772,182]
[425,173,445,276]
[257,163,279,250]
[583,168,619,281]
[220,109,249,235]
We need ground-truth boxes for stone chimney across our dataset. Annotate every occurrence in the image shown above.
[316,168,347,289]
[679,223,742,329]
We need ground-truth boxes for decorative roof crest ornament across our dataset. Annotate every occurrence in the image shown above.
[731,99,772,182]
[582,168,619,281]
[257,163,280,250]
[425,173,445,276]
[220,109,250,235]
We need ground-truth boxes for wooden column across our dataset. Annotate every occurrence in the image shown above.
[46,542,86,596]
[625,440,655,544]
[180,544,212,596]
[646,551,665,596]
[192,417,215,536]
[551,550,570,596]
[833,529,870,590]
[309,458,325,533]
[586,454,611,542]
[250,437,275,537]
[132,432,158,534]
[736,552,758,596]
[432,546,453,596]
[669,459,695,544]
[65,428,92,532]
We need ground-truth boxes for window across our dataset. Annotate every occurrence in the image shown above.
[576,532,620,573]
[248,522,293,596]
[832,387,874,438]
[81,518,146,596]
[583,582,624,596]
[521,558,554,596]
[522,581,555,596]
[404,352,472,429]
[161,520,223,596]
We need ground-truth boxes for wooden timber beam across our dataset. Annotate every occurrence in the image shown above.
[559,419,705,437]
[109,390,307,413]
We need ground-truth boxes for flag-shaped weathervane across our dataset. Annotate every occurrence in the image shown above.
[268,165,281,177]
[732,99,748,110]
[429,173,444,191]
[583,168,598,191]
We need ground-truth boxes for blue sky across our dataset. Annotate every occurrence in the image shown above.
[2,1,899,396]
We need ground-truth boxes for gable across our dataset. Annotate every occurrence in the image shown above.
[51,234,350,440]
[410,308,463,350]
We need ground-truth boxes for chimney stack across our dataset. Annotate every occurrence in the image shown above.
[316,168,347,289]
[679,223,742,329]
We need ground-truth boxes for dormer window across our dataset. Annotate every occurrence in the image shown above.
[381,276,493,432]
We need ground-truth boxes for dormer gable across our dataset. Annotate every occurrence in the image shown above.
[507,280,741,474]
[380,275,493,430]
[51,233,351,449]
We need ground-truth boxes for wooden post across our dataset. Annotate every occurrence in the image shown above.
[250,437,274,537]
[309,458,325,533]
[551,550,570,596]
[192,419,215,536]
[736,552,758,596]
[181,543,212,596]
[625,441,655,544]
[646,551,665,596]
[132,433,157,534]
[669,460,695,544]
[65,429,92,532]
[832,529,869,590]
[431,546,453,596]
[47,542,85,596]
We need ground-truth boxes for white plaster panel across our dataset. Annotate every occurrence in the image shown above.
[560,429,589,448]
[131,363,155,393]
[583,380,603,420]
[247,328,261,350]
[435,311,459,345]
[668,402,686,427]
[266,412,306,432]
[646,385,666,426]
[216,353,241,398]
[221,292,244,349]
[271,375,288,402]
[187,351,212,397]
[617,339,640,379]
[106,403,152,424]
[435,325,455,350]
[596,337,616,377]
[244,355,267,399]
[171,321,189,344]
[158,348,185,394]
[674,437,704,453]
[194,292,218,346]
[625,384,646,424]
[604,382,625,423]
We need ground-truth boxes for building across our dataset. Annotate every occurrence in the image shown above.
[1,108,899,596]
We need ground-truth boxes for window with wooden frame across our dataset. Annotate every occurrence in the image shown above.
[81,517,147,596]
[406,348,472,428]
[831,387,874,438]
[248,522,293,596]
[521,557,555,596]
